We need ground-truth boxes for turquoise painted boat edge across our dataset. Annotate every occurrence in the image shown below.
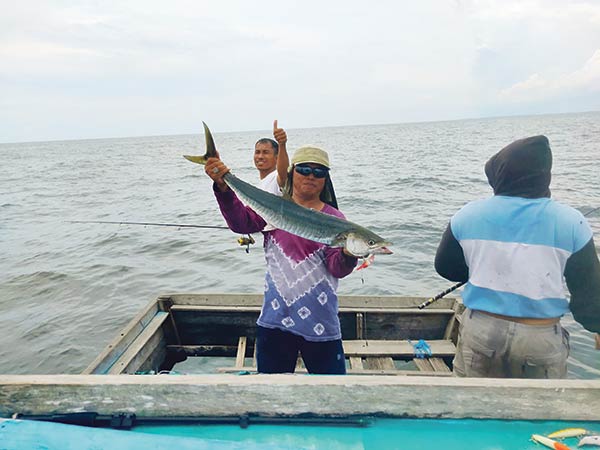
[0,419,290,450]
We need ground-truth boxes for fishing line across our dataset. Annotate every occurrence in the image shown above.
[68,220,229,230]
[68,220,255,251]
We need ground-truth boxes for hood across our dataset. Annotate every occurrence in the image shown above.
[484,135,552,198]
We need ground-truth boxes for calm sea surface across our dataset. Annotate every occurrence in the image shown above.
[1,112,599,377]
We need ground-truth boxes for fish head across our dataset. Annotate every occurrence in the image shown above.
[579,435,600,447]
[341,230,392,258]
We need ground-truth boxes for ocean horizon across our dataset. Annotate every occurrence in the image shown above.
[1,111,599,377]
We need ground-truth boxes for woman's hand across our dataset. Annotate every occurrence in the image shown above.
[205,157,230,192]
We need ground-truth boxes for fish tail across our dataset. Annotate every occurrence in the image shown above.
[183,121,218,165]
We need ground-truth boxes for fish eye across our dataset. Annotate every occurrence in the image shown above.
[368,239,375,246]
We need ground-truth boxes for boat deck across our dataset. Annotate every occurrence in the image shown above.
[83,293,464,376]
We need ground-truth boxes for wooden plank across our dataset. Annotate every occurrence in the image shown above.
[217,367,453,376]
[341,308,455,314]
[349,357,364,370]
[5,374,596,420]
[363,313,451,340]
[443,299,463,340]
[235,337,247,369]
[413,358,451,373]
[134,334,167,375]
[170,305,262,312]
[163,293,460,311]
[171,310,259,345]
[364,357,395,370]
[170,305,454,315]
[83,300,160,374]
[343,340,455,358]
[166,345,238,356]
[108,312,169,374]
[413,358,434,371]
[160,293,264,308]
[429,358,451,373]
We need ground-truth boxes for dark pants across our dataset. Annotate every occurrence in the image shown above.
[256,326,346,374]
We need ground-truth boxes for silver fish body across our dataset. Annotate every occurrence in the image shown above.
[223,172,391,256]
[184,122,392,257]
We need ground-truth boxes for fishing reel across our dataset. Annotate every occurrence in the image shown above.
[237,234,255,253]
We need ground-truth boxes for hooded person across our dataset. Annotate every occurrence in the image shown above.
[434,135,600,379]
[204,145,358,375]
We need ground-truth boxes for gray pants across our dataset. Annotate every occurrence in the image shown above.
[453,309,569,379]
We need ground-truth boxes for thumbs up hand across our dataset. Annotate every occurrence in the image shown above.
[273,120,287,145]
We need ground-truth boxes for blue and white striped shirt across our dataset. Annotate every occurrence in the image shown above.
[451,195,592,318]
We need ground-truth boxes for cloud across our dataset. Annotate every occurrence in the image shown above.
[499,49,600,103]
[1,0,600,142]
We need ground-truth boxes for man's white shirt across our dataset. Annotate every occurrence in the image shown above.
[257,170,282,231]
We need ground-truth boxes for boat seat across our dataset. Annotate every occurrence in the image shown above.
[223,338,455,375]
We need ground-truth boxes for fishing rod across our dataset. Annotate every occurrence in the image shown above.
[418,281,465,309]
[68,220,230,230]
[68,220,256,252]
[419,205,599,310]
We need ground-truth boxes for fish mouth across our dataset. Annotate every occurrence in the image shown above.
[377,246,393,255]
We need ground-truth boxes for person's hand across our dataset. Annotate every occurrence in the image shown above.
[273,120,287,145]
[205,157,230,192]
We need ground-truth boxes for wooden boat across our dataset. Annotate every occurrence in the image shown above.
[83,293,464,376]
[1,293,599,428]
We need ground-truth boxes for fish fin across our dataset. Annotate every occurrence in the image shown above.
[183,154,208,165]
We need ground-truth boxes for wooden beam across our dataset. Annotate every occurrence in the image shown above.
[217,367,453,376]
[1,375,599,421]
[349,357,364,370]
[107,312,169,374]
[364,357,395,370]
[343,340,455,357]
[162,293,459,310]
[83,300,160,374]
[235,337,247,369]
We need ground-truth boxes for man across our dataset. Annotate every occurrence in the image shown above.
[254,120,289,195]
[435,135,600,379]
[205,146,357,374]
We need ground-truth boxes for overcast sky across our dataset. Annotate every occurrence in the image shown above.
[1,0,599,143]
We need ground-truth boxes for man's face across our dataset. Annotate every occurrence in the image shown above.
[254,142,277,173]
[292,163,327,200]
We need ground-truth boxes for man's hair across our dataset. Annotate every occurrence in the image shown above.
[255,138,279,156]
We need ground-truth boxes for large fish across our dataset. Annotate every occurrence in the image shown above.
[184,122,392,258]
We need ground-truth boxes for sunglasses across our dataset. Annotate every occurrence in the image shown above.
[294,164,329,179]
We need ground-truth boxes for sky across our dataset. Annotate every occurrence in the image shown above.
[1,0,600,143]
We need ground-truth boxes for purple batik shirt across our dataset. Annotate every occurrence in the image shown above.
[214,187,358,341]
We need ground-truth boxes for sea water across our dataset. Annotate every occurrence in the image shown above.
[1,112,599,376]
